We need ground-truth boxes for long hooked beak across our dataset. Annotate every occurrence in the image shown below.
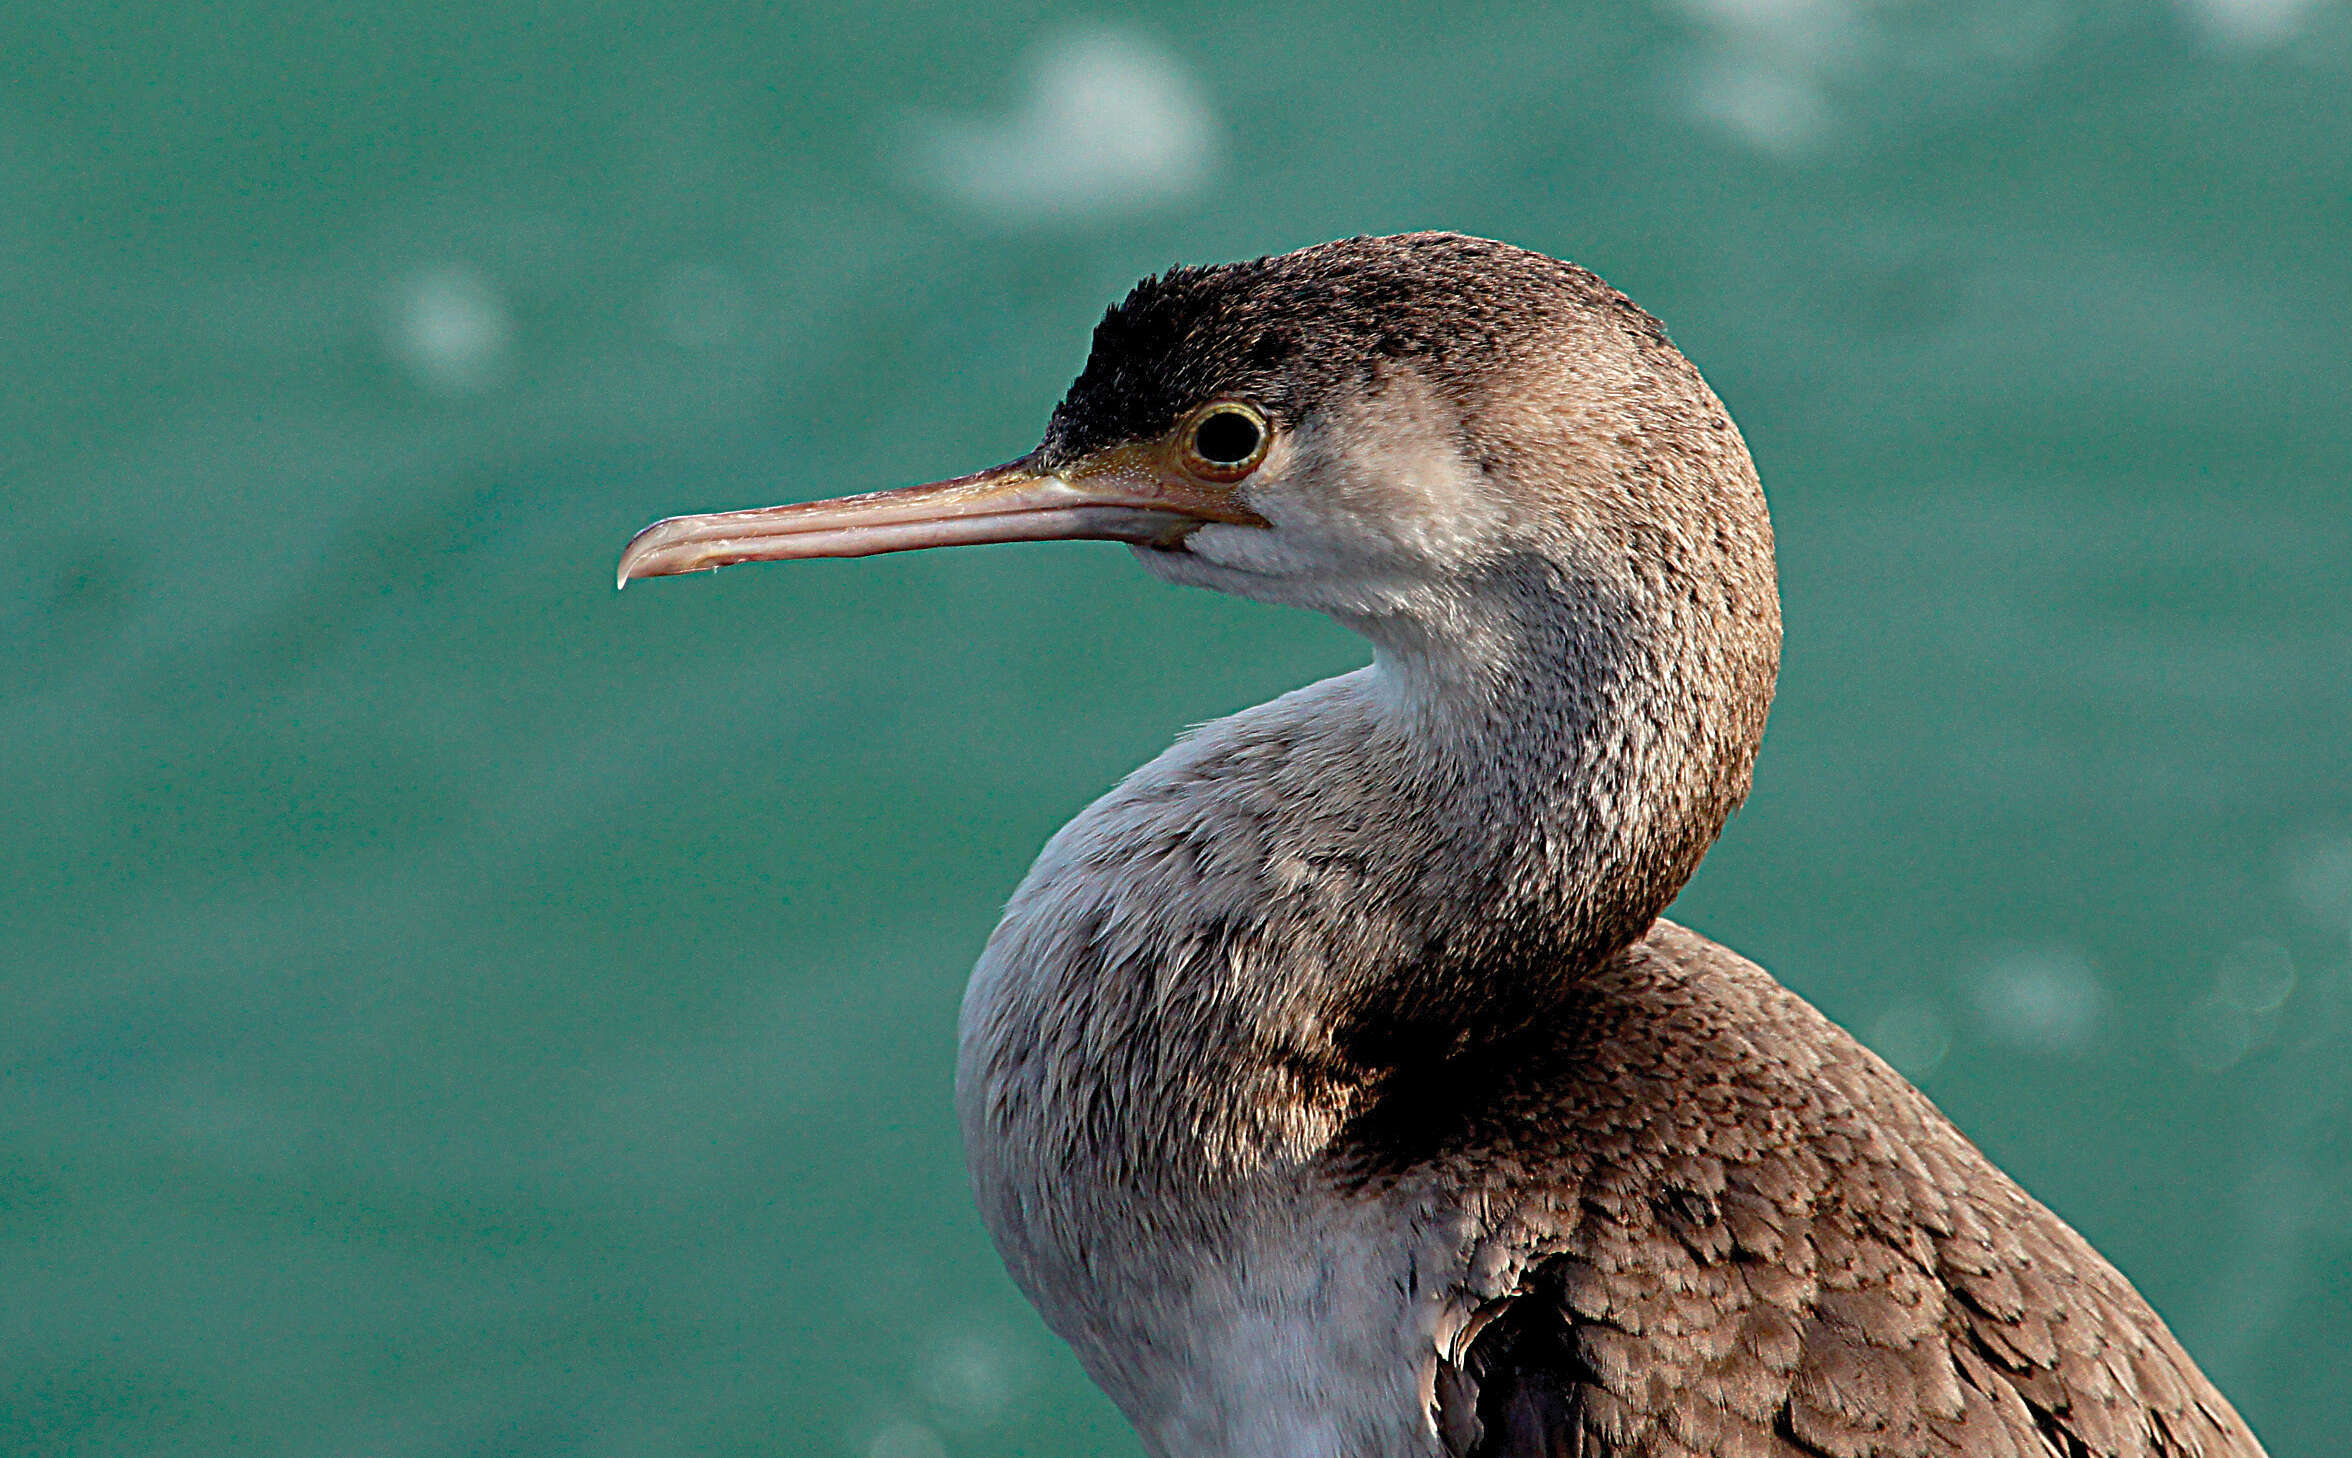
[616,454,1266,588]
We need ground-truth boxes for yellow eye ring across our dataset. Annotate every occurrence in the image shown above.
[1179,401,1271,481]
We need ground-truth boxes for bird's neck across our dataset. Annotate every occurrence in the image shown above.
[1334,550,1757,1047]
[961,550,1775,1206]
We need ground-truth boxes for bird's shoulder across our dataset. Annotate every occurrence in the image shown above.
[1357,921,2263,1458]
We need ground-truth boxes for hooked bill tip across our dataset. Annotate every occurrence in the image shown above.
[615,514,692,589]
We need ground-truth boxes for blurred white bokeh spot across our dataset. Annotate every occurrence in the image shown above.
[1669,0,1857,157]
[2176,939,2298,1074]
[1685,56,1832,157]
[2286,834,2352,933]
[2177,0,2329,48]
[1971,947,2106,1052]
[1865,997,1954,1079]
[909,26,1217,222]
[1666,0,2073,157]
[2215,938,2298,1015]
[920,1320,1036,1432]
[865,1418,947,1458]
[384,262,512,393]
[1674,0,1856,36]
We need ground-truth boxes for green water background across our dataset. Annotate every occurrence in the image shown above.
[5,2,2351,1453]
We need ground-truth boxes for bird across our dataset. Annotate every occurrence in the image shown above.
[617,233,2266,1458]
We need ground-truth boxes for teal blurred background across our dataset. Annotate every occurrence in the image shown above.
[5,1,2350,1453]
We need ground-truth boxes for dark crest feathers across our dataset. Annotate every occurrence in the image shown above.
[1039,232,1672,466]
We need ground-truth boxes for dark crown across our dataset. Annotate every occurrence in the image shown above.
[1037,232,1670,466]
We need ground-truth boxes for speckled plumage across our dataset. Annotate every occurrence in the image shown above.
[958,236,2264,1458]
[624,233,2268,1458]
[1408,921,2259,1458]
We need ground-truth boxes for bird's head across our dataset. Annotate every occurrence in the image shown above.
[621,232,1773,680]
[623,234,1783,998]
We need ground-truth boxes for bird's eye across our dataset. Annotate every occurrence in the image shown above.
[1182,403,1270,480]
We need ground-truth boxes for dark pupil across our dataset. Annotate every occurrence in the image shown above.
[1193,410,1262,465]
